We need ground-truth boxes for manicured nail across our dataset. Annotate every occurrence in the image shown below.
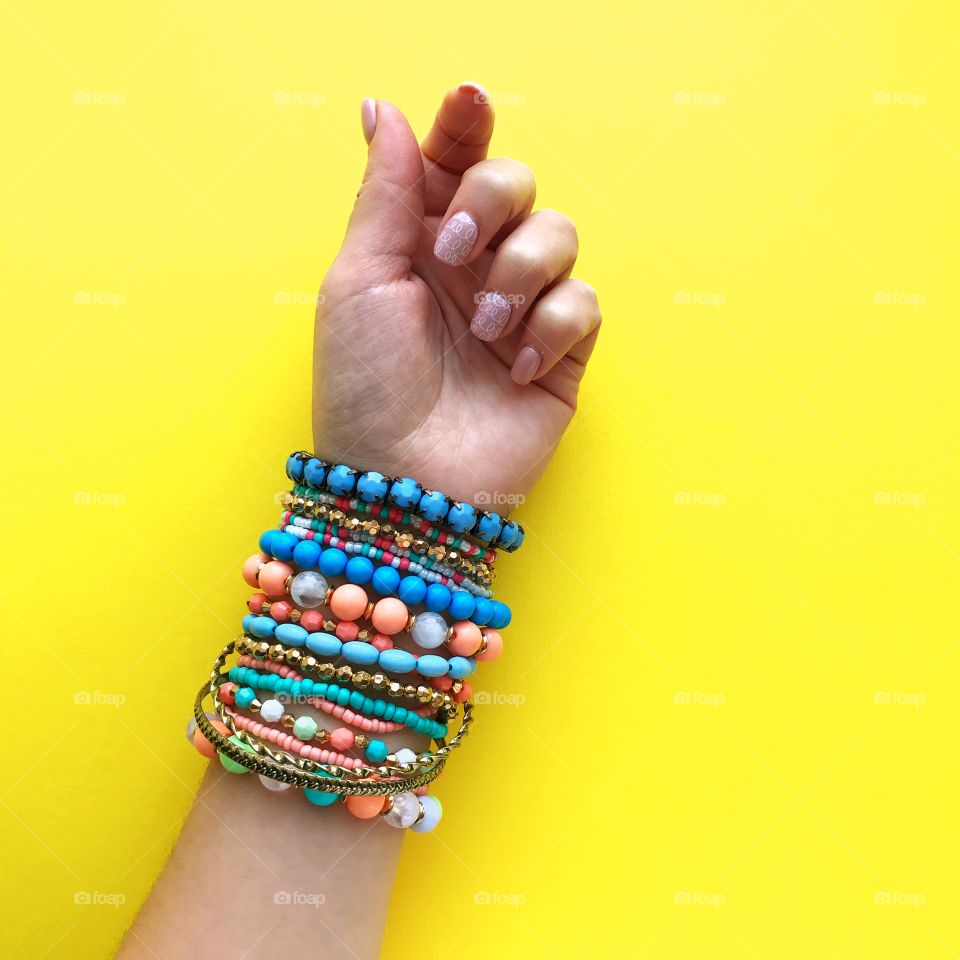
[458,81,489,104]
[361,98,377,144]
[471,291,511,341]
[511,346,541,385]
[434,211,478,265]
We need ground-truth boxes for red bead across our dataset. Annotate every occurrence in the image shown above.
[247,593,268,614]
[270,601,293,623]
[299,610,325,632]
[335,619,360,641]
[371,634,393,652]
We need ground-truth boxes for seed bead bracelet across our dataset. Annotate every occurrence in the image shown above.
[280,510,494,587]
[285,451,525,551]
[284,490,499,565]
[249,537,512,627]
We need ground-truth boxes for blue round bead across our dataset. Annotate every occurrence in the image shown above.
[416,655,449,678]
[286,453,305,482]
[250,616,277,638]
[371,565,400,596]
[306,632,342,657]
[446,501,477,534]
[345,556,374,585]
[498,520,520,550]
[258,529,277,554]
[270,531,298,561]
[303,457,328,488]
[292,539,321,570]
[418,489,449,522]
[357,470,389,503]
[472,598,493,626]
[397,575,427,606]
[390,477,422,509]
[327,463,357,496]
[447,656,474,679]
[341,641,379,666]
[235,686,256,708]
[488,601,511,629]
[424,583,451,613]
[448,590,476,621]
[378,649,417,674]
[318,547,347,577]
[304,787,339,807]
[241,613,256,634]
[276,623,308,647]
[475,511,503,544]
[365,740,388,763]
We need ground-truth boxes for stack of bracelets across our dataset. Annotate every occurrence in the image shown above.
[187,450,524,833]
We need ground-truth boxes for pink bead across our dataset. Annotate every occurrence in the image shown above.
[258,560,293,599]
[371,598,408,635]
[431,675,453,691]
[329,727,355,751]
[299,609,325,632]
[270,600,292,623]
[454,682,472,703]
[330,584,368,621]
[335,619,360,641]
[448,621,483,657]
[371,634,393,652]
[247,592,268,614]
[475,629,503,662]
[219,682,236,705]
[242,553,269,588]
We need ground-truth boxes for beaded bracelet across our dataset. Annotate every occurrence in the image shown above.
[281,509,494,587]
[284,490,499,565]
[285,451,525,551]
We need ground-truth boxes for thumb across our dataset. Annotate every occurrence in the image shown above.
[338,98,425,285]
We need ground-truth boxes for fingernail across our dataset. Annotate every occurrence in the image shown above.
[434,211,479,265]
[471,291,511,341]
[458,81,489,103]
[511,346,541,385]
[361,98,377,144]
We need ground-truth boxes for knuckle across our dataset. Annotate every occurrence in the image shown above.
[469,158,535,198]
[534,208,578,243]
[503,240,550,283]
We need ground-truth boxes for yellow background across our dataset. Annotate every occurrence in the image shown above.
[3,1,960,957]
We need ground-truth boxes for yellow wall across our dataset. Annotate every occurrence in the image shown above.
[3,2,960,957]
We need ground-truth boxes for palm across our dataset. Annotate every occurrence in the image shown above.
[313,90,597,506]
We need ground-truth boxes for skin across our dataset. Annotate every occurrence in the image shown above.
[119,83,600,960]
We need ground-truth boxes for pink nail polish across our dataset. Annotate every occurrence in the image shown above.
[361,98,377,144]
[511,346,541,385]
[434,211,479,265]
[471,291,511,341]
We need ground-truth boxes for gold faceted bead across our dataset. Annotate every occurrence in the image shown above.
[447,550,460,564]
[417,686,433,703]
[353,671,371,688]
[315,504,329,518]
[362,519,379,534]
[345,517,362,533]
[380,524,395,538]
[322,619,336,632]
[371,673,388,690]
[301,656,317,671]
[330,510,345,523]
[432,692,446,709]
[285,649,302,666]
[388,681,402,697]
[336,666,353,682]
[354,733,368,748]
[395,532,413,549]
[404,684,417,699]
[357,629,369,642]
[268,644,285,662]
[255,642,270,659]
[458,559,473,574]
[289,608,302,623]
[412,538,428,554]
[427,545,445,560]
[317,663,335,679]
[282,715,295,728]
[316,729,329,742]
[280,491,294,507]
[293,495,306,510]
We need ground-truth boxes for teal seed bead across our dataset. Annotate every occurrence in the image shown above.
[302,678,314,694]
[393,707,407,723]
[293,716,318,741]
[349,691,364,711]
[336,688,350,706]
[326,684,338,700]
[384,704,395,720]
[363,698,374,713]
[373,700,385,717]
[291,681,302,698]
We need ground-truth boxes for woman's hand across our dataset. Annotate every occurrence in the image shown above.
[313,84,601,505]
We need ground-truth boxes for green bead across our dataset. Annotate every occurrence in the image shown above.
[293,716,318,741]
[218,735,252,775]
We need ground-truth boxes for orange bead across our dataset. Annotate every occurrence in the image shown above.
[193,719,230,759]
[345,794,388,819]
[475,629,503,662]
[258,560,294,599]
[371,598,408,635]
[448,621,483,656]
[242,553,269,588]
[330,584,368,621]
